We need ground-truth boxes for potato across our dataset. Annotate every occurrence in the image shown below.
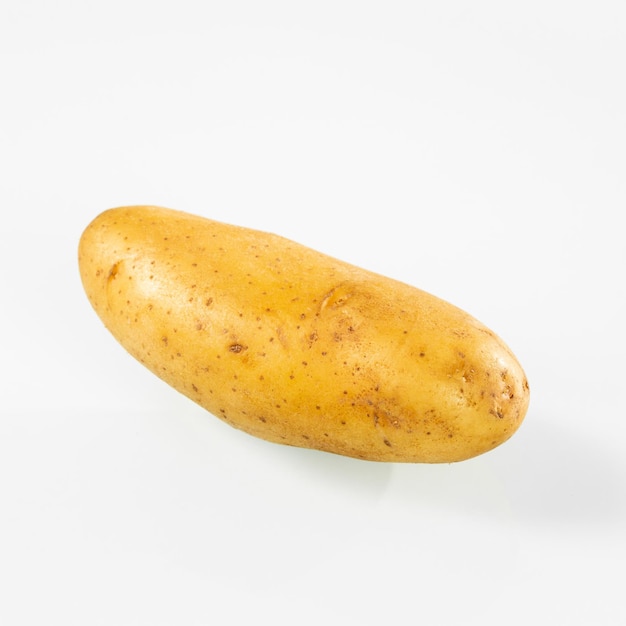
[78,205,529,463]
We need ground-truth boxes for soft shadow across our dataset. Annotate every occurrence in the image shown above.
[489,416,626,527]
[233,414,625,528]
[266,441,394,502]
[339,415,626,529]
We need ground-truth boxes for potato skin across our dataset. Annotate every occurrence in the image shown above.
[78,206,529,463]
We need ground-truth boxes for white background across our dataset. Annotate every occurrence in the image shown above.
[1,1,625,624]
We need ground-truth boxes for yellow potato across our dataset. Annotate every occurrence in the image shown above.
[78,206,529,463]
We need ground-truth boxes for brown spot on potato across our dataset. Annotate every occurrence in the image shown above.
[229,343,247,353]
[320,284,353,312]
[107,262,120,281]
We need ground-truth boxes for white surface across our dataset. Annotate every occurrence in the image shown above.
[1,1,625,624]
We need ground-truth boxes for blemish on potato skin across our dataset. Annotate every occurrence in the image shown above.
[107,262,120,281]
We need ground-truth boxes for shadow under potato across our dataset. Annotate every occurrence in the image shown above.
[266,438,395,501]
[265,414,626,528]
[488,416,626,527]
